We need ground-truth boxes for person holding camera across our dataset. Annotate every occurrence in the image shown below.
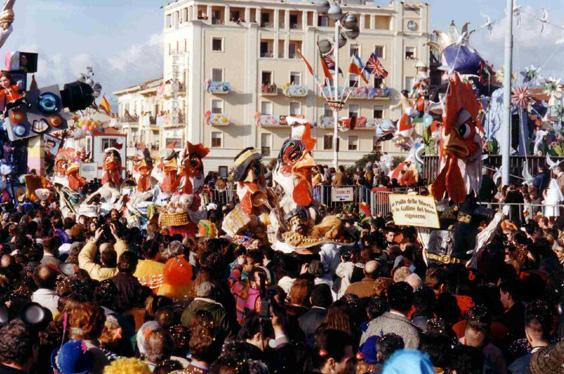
[78,223,127,281]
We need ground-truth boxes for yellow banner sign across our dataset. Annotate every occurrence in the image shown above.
[389,194,440,228]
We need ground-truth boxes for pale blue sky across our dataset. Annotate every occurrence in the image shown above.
[3,0,564,102]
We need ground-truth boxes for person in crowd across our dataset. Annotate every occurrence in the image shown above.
[298,284,332,348]
[361,281,419,349]
[0,320,36,373]
[311,329,354,374]
[31,264,59,315]
[78,223,127,281]
[345,260,380,298]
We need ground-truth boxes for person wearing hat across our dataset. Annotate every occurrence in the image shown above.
[51,340,93,374]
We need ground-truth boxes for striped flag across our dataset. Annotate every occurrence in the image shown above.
[99,96,112,115]
[365,53,388,79]
[296,49,314,76]
[348,54,369,83]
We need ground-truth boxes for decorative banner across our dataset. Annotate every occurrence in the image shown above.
[79,163,98,180]
[331,187,354,202]
[388,194,440,228]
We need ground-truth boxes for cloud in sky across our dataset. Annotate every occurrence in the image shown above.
[1,0,564,105]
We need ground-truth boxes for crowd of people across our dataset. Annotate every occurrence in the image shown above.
[0,165,561,374]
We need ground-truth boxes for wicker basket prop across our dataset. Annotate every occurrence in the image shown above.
[159,212,191,227]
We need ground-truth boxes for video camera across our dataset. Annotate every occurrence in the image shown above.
[3,51,95,141]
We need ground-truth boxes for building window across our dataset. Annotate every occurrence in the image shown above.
[289,13,299,29]
[350,44,360,57]
[260,40,273,58]
[261,133,272,156]
[211,132,222,148]
[348,136,358,151]
[261,71,272,85]
[211,99,224,114]
[212,68,223,82]
[373,107,383,119]
[323,103,332,117]
[288,41,301,59]
[260,101,273,115]
[184,7,189,22]
[405,76,414,91]
[212,37,223,51]
[349,75,359,88]
[289,102,301,116]
[318,15,329,27]
[374,46,384,59]
[323,135,333,150]
[405,46,416,60]
[348,104,360,118]
[218,166,228,177]
[374,77,384,88]
[166,14,172,28]
[260,12,271,27]
[290,72,301,85]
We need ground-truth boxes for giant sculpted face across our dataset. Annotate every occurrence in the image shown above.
[432,74,482,203]
[273,119,317,214]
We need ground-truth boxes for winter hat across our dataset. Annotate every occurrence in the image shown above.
[51,340,93,374]
[382,349,435,374]
[163,255,193,286]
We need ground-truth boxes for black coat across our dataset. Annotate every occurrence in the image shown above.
[298,307,327,348]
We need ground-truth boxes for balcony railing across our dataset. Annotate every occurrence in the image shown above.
[348,86,391,99]
[206,80,232,94]
[205,111,231,126]
[260,84,278,96]
[317,115,370,131]
[282,83,308,98]
[319,86,391,99]
[255,113,300,127]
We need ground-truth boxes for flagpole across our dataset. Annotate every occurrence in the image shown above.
[333,22,340,168]
[501,0,513,185]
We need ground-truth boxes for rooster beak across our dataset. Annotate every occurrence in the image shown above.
[293,152,316,170]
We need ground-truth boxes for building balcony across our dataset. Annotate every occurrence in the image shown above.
[318,86,391,100]
[260,84,279,96]
[348,86,391,100]
[282,83,308,98]
[255,113,297,128]
[206,80,232,95]
[317,115,371,130]
[205,111,231,127]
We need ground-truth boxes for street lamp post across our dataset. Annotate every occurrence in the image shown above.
[316,1,360,168]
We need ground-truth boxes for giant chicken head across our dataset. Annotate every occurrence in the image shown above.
[179,142,209,194]
[432,73,482,203]
[273,117,317,214]
[133,156,153,192]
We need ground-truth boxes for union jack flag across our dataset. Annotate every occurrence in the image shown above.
[365,53,388,79]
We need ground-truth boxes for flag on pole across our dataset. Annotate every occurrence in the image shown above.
[321,53,343,76]
[99,96,112,115]
[348,54,369,83]
[319,53,333,82]
[365,53,389,79]
[296,49,314,76]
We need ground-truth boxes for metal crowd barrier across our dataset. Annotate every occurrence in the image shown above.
[312,185,372,211]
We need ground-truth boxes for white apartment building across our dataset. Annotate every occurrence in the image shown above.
[159,0,429,172]
[114,78,188,155]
